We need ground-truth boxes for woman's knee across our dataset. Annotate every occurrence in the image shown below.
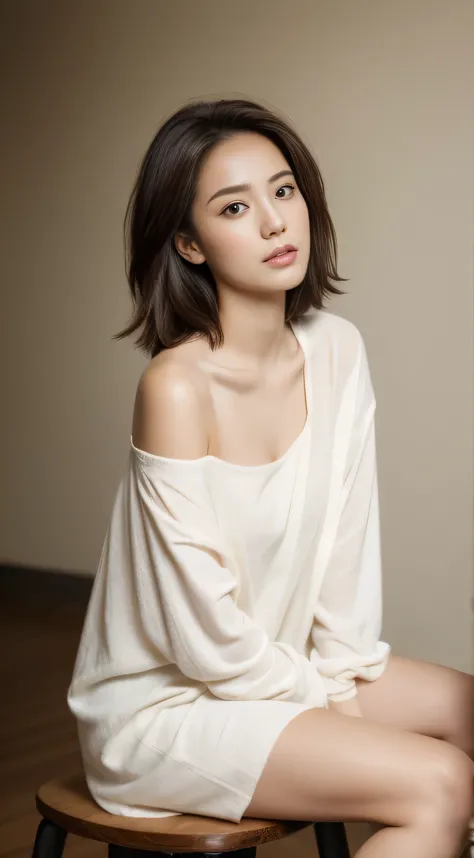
[410,743,473,831]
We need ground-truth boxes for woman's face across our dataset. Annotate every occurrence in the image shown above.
[176,132,311,296]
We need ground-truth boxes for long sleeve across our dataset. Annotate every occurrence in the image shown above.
[310,336,391,702]
[130,453,328,706]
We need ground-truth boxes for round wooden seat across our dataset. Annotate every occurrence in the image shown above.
[36,773,311,853]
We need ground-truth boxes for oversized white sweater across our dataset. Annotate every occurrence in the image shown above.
[68,308,390,820]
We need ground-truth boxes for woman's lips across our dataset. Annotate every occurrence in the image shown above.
[264,249,298,266]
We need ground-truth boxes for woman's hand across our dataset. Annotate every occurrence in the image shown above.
[328,696,363,718]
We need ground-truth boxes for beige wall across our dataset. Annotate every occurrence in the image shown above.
[1,0,472,689]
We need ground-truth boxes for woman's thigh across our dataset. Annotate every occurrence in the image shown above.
[356,655,473,755]
[244,706,472,826]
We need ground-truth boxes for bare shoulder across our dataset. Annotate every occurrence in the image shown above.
[132,347,212,460]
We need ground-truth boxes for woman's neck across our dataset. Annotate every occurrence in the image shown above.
[216,288,290,370]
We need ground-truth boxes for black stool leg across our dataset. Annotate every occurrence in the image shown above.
[32,819,67,858]
[314,821,351,858]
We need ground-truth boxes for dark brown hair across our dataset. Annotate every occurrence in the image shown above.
[115,98,346,357]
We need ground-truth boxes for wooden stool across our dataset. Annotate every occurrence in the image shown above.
[32,773,351,857]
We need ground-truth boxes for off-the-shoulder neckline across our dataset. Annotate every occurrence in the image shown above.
[130,317,312,472]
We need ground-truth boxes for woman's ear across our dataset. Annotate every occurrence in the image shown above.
[174,232,206,265]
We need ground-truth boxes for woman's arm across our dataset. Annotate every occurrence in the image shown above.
[310,335,391,703]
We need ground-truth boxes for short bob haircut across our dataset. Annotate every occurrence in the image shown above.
[115,98,346,358]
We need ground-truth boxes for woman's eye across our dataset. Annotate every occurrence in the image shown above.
[276,184,295,198]
[222,202,247,217]
[221,185,295,216]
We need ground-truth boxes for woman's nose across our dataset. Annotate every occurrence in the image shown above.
[260,204,286,239]
[261,218,286,239]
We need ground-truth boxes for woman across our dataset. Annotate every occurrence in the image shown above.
[68,98,473,857]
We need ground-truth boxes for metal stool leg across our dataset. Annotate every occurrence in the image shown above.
[31,819,67,858]
[314,821,351,858]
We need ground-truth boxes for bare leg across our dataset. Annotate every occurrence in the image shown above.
[355,655,474,758]
[244,707,473,858]
[356,657,474,855]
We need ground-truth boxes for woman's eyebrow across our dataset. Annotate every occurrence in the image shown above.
[207,170,294,205]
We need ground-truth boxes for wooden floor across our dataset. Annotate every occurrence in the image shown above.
[0,580,102,858]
